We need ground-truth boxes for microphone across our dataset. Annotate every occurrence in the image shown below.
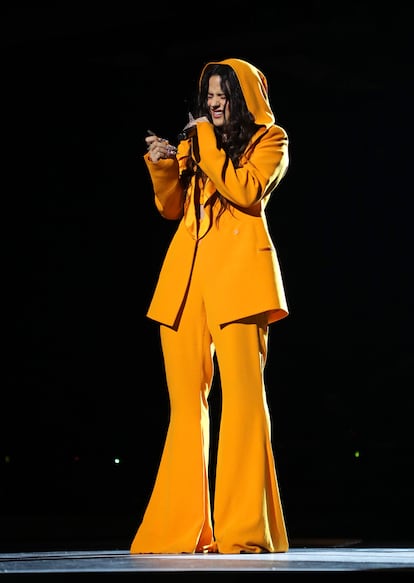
[177,112,197,142]
[177,125,197,142]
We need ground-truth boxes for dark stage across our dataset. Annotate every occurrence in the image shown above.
[1,546,414,579]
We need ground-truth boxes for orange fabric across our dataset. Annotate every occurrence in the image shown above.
[132,58,290,554]
[130,230,288,553]
[144,123,289,328]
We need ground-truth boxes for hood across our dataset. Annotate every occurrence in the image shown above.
[199,58,275,128]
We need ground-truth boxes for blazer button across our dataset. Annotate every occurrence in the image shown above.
[233,229,239,235]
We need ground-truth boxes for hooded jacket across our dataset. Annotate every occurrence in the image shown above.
[144,58,289,327]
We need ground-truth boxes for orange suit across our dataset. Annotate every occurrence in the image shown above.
[130,58,290,554]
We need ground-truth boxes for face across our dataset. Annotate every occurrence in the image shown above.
[207,75,230,128]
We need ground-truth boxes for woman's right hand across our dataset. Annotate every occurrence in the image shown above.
[146,131,177,163]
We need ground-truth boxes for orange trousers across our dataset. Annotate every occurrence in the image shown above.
[130,241,288,554]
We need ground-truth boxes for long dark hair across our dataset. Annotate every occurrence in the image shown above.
[183,63,260,221]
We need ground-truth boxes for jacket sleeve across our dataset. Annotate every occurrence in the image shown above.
[193,121,289,209]
[143,152,184,220]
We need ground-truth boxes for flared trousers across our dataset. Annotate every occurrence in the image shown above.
[130,236,288,554]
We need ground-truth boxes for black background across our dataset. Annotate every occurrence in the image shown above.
[3,1,413,550]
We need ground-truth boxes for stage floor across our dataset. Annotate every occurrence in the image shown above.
[1,544,413,577]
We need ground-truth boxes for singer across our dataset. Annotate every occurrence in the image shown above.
[130,57,290,554]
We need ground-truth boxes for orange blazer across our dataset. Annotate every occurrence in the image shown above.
[144,120,289,328]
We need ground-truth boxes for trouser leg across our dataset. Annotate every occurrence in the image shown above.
[130,267,215,553]
[211,314,289,553]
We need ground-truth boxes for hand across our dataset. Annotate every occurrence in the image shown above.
[145,130,177,163]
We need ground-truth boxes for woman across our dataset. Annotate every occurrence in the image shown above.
[130,58,290,554]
